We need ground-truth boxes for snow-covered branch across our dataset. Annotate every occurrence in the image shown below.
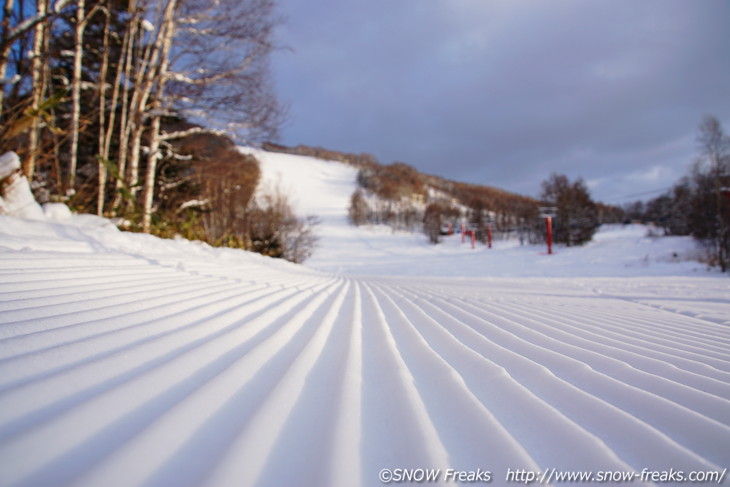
[1,0,71,46]
[159,126,228,141]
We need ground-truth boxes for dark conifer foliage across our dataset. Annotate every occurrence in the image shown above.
[540,173,598,246]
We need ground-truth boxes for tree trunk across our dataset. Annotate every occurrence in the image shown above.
[25,0,48,180]
[111,10,138,213]
[142,0,177,233]
[141,107,161,233]
[124,0,174,216]
[96,1,110,215]
[68,0,85,194]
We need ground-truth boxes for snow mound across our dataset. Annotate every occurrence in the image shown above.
[0,152,45,220]
[42,202,73,220]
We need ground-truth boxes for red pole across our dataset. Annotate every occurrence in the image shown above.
[461,223,466,244]
[487,224,492,249]
[546,216,553,255]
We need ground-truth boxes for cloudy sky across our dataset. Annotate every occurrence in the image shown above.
[268,0,730,204]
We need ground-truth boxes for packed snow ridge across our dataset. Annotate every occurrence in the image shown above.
[0,148,728,487]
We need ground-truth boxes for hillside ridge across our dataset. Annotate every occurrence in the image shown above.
[262,141,536,203]
[259,142,625,249]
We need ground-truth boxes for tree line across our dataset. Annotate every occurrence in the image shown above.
[624,116,730,271]
[345,148,609,248]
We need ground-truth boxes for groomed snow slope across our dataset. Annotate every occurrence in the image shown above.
[0,150,729,487]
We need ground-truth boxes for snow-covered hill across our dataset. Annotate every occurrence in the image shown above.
[0,148,728,487]
[243,147,711,278]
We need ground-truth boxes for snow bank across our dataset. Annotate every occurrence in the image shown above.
[42,202,73,220]
[0,152,44,220]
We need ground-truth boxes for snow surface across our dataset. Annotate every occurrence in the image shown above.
[0,148,728,487]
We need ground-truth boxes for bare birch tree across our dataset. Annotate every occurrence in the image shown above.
[67,0,86,193]
[136,0,281,232]
[110,0,140,211]
[166,0,282,143]
[141,0,176,232]
[696,115,730,271]
[117,0,178,214]
[24,0,48,180]
[95,0,110,214]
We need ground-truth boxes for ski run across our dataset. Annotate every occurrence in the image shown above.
[0,148,729,487]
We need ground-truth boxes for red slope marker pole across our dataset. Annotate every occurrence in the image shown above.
[546,216,553,255]
[487,224,492,249]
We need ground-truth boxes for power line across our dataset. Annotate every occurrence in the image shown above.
[603,186,673,203]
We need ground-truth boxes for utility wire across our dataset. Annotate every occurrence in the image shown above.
[603,186,673,203]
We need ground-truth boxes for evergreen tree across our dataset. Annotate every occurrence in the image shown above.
[540,173,598,246]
